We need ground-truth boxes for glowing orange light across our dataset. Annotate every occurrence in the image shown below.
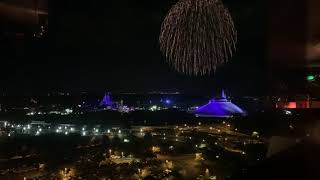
[286,102,296,109]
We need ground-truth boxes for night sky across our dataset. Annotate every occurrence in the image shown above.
[0,0,267,95]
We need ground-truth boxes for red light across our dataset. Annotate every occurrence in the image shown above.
[286,102,296,109]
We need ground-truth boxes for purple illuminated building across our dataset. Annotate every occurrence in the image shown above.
[99,93,113,107]
[194,91,246,118]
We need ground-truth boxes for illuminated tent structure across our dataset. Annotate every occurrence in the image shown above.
[99,92,113,107]
[194,91,246,118]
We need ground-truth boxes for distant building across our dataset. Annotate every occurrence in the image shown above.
[194,91,246,118]
[99,93,113,108]
[275,95,320,109]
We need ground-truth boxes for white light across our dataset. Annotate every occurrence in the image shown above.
[27,125,31,129]
[107,129,110,133]
[8,133,11,137]
[82,127,85,131]
[36,131,40,135]
[140,128,143,132]
[23,127,26,130]
[82,131,86,136]
[39,128,42,132]
[64,126,67,130]
[70,127,75,132]
[124,139,130,143]
[58,126,62,130]
[149,105,157,111]
[118,130,121,134]
[95,129,99,133]
[289,124,294,130]
[284,110,292,115]
[65,108,73,114]
[65,131,68,135]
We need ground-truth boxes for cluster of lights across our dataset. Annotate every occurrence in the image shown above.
[81,127,87,136]
[149,105,159,111]
[2,122,34,134]
[33,25,47,38]
[55,126,75,135]
[27,108,73,116]
[93,128,100,133]
[2,122,129,138]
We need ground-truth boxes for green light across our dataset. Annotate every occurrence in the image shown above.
[307,75,315,81]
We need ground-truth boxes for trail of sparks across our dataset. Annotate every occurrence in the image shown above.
[159,0,237,75]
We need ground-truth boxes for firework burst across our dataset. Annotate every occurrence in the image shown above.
[159,0,237,75]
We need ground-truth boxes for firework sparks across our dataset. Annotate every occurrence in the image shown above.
[159,0,237,75]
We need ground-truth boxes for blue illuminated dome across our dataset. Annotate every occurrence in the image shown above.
[194,91,246,118]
